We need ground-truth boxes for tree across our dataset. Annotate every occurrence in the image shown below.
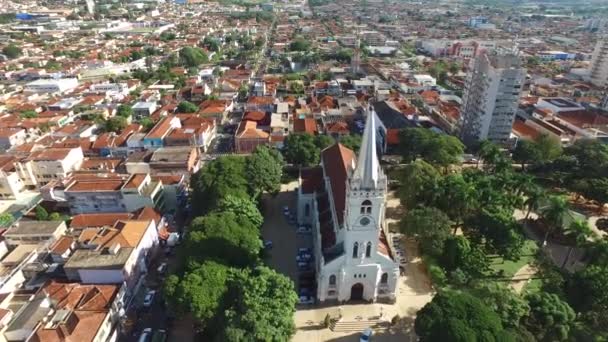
[190,156,249,214]
[116,105,133,118]
[20,110,38,119]
[440,236,490,278]
[104,116,127,133]
[35,206,49,221]
[314,135,334,150]
[539,195,569,246]
[478,140,510,173]
[2,44,22,59]
[415,291,512,342]
[220,266,297,341]
[340,134,362,152]
[179,47,208,67]
[246,145,283,197]
[425,134,464,171]
[471,283,530,328]
[397,128,434,162]
[0,213,14,227]
[524,292,575,341]
[465,207,525,261]
[523,184,545,221]
[163,261,230,325]
[160,31,176,41]
[216,195,263,229]
[282,133,321,167]
[566,265,608,313]
[187,212,261,267]
[289,82,304,94]
[177,101,198,113]
[432,174,478,232]
[397,160,439,209]
[139,117,156,132]
[400,206,452,257]
[289,39,311,52]
[513,140,541,170]
[561,219,592,268]
[534,133,562,164]
[48,212,64,221]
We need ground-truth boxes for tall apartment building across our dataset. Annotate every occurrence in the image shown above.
[459,50,526,146]
[590,36,608,88]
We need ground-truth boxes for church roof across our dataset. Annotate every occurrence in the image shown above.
[352,106,382,190]
[321,143,355,225]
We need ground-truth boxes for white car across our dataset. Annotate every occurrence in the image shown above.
[297,226,312,234]
[143,290,156,307]
[299,296,314,305]
[360,328,373,342]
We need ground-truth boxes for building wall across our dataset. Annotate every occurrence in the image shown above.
[0,172,24,199]
[78,269,124,284]
[66,191,124,214]
[590,37,608,87]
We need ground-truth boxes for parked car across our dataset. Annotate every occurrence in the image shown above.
[143,290,156,307]
[298,247,312,254]
[299,296,315,305]
[138,328,152,342]
[297,226,312,234]
[151,329,167,342]
[264,240,273,249]
[360,328,373,342]
[157,263,167,275]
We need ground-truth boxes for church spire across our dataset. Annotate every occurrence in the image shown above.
[353,105,381,190]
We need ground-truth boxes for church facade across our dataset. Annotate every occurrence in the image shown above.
[297,107,399,303]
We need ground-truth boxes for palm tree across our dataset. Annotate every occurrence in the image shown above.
[539,195,569,246]
[561,219,593,269]
[524,185,545,221]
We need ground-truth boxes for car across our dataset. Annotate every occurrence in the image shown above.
[296,254,313,262]
[297,226,312,234]
[360,328,373,342]
[138,328,153,342]
[143,290,156,307]
[298,247,312,254]
[151,329,167,342]
[157,263,167,275]
[299,296,315,305]
[264,240,273,249]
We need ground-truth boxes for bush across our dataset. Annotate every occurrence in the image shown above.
[323,314,331,328]
[391,315,401,326]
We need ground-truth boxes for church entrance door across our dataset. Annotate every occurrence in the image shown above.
[350,283,364,301]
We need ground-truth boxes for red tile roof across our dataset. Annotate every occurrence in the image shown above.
[321,143,355,225]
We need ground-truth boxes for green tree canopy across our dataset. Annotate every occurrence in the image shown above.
[282,133,321,167]
[566,265,608,313]
[179,46,208,67]
[163,261,230,325]
[470,282,530,328]
[2,44,22,59]
[415,291,512,342]
[464,207,525,261]
[116,104,133,117]
[339,134,362,152]
[220,266,298,341]
[216,195,263,229]
[187,212,261,267]
[246,145,283,197]
[524,292,575,341]
[397,128,463,170]
[35,205,49,221]
[177,101,198,113]
[513,140,541,171]
[0,213,14,227]
[397,160,439,209]
[289,39,311,52]
[400,206,452,257]
[20,110,38,119]
[104,116,128,133]
[190,156,249,214]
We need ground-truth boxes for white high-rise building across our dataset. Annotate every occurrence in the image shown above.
[590,36,608,88]
[459,50,526,145]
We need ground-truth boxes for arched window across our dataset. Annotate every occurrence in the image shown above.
[304,204,310,217]
[361,200,372,214]
[380,272,388,284]
[329,275,336,286]
[352,242,359,258]
[365,242,372,258]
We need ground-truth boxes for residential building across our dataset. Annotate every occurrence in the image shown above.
[28,147,84,186]
[297,108,399,303]
[3,221,67,246]
[459,50,526,145]
[23,78,79,94]
[235,121,269,153]
[0,156,25,199]
[131,102,158,119]
[590,36,608,88]
[64,219,158,290]
[0,128,27,152]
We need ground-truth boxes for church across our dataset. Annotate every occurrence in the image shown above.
[297,106,399,303]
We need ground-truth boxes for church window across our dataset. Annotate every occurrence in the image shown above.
[329,275,336,286]
[365,242,372,258]
[352,242,359,258]
[304,204,310,216]
[361,200,372,214]
[380,273,388,284]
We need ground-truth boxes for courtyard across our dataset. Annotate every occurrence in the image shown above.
[261,182,434,342]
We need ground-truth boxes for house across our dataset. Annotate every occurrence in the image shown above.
[143,116,181,149]
[246,96,275,113]
[235,121,269,153]
[149,147,200,174]
[198,99,233,122]
[3,221,67,246]
[131,102,158,119]
[0,155,25,199]
[0,128,27,152]
[64,219,158,290]
[28,147,84,187]
[62,173,165,214]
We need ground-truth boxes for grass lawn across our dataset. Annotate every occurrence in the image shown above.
[522,277,542,294]
[488,239,539,278]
